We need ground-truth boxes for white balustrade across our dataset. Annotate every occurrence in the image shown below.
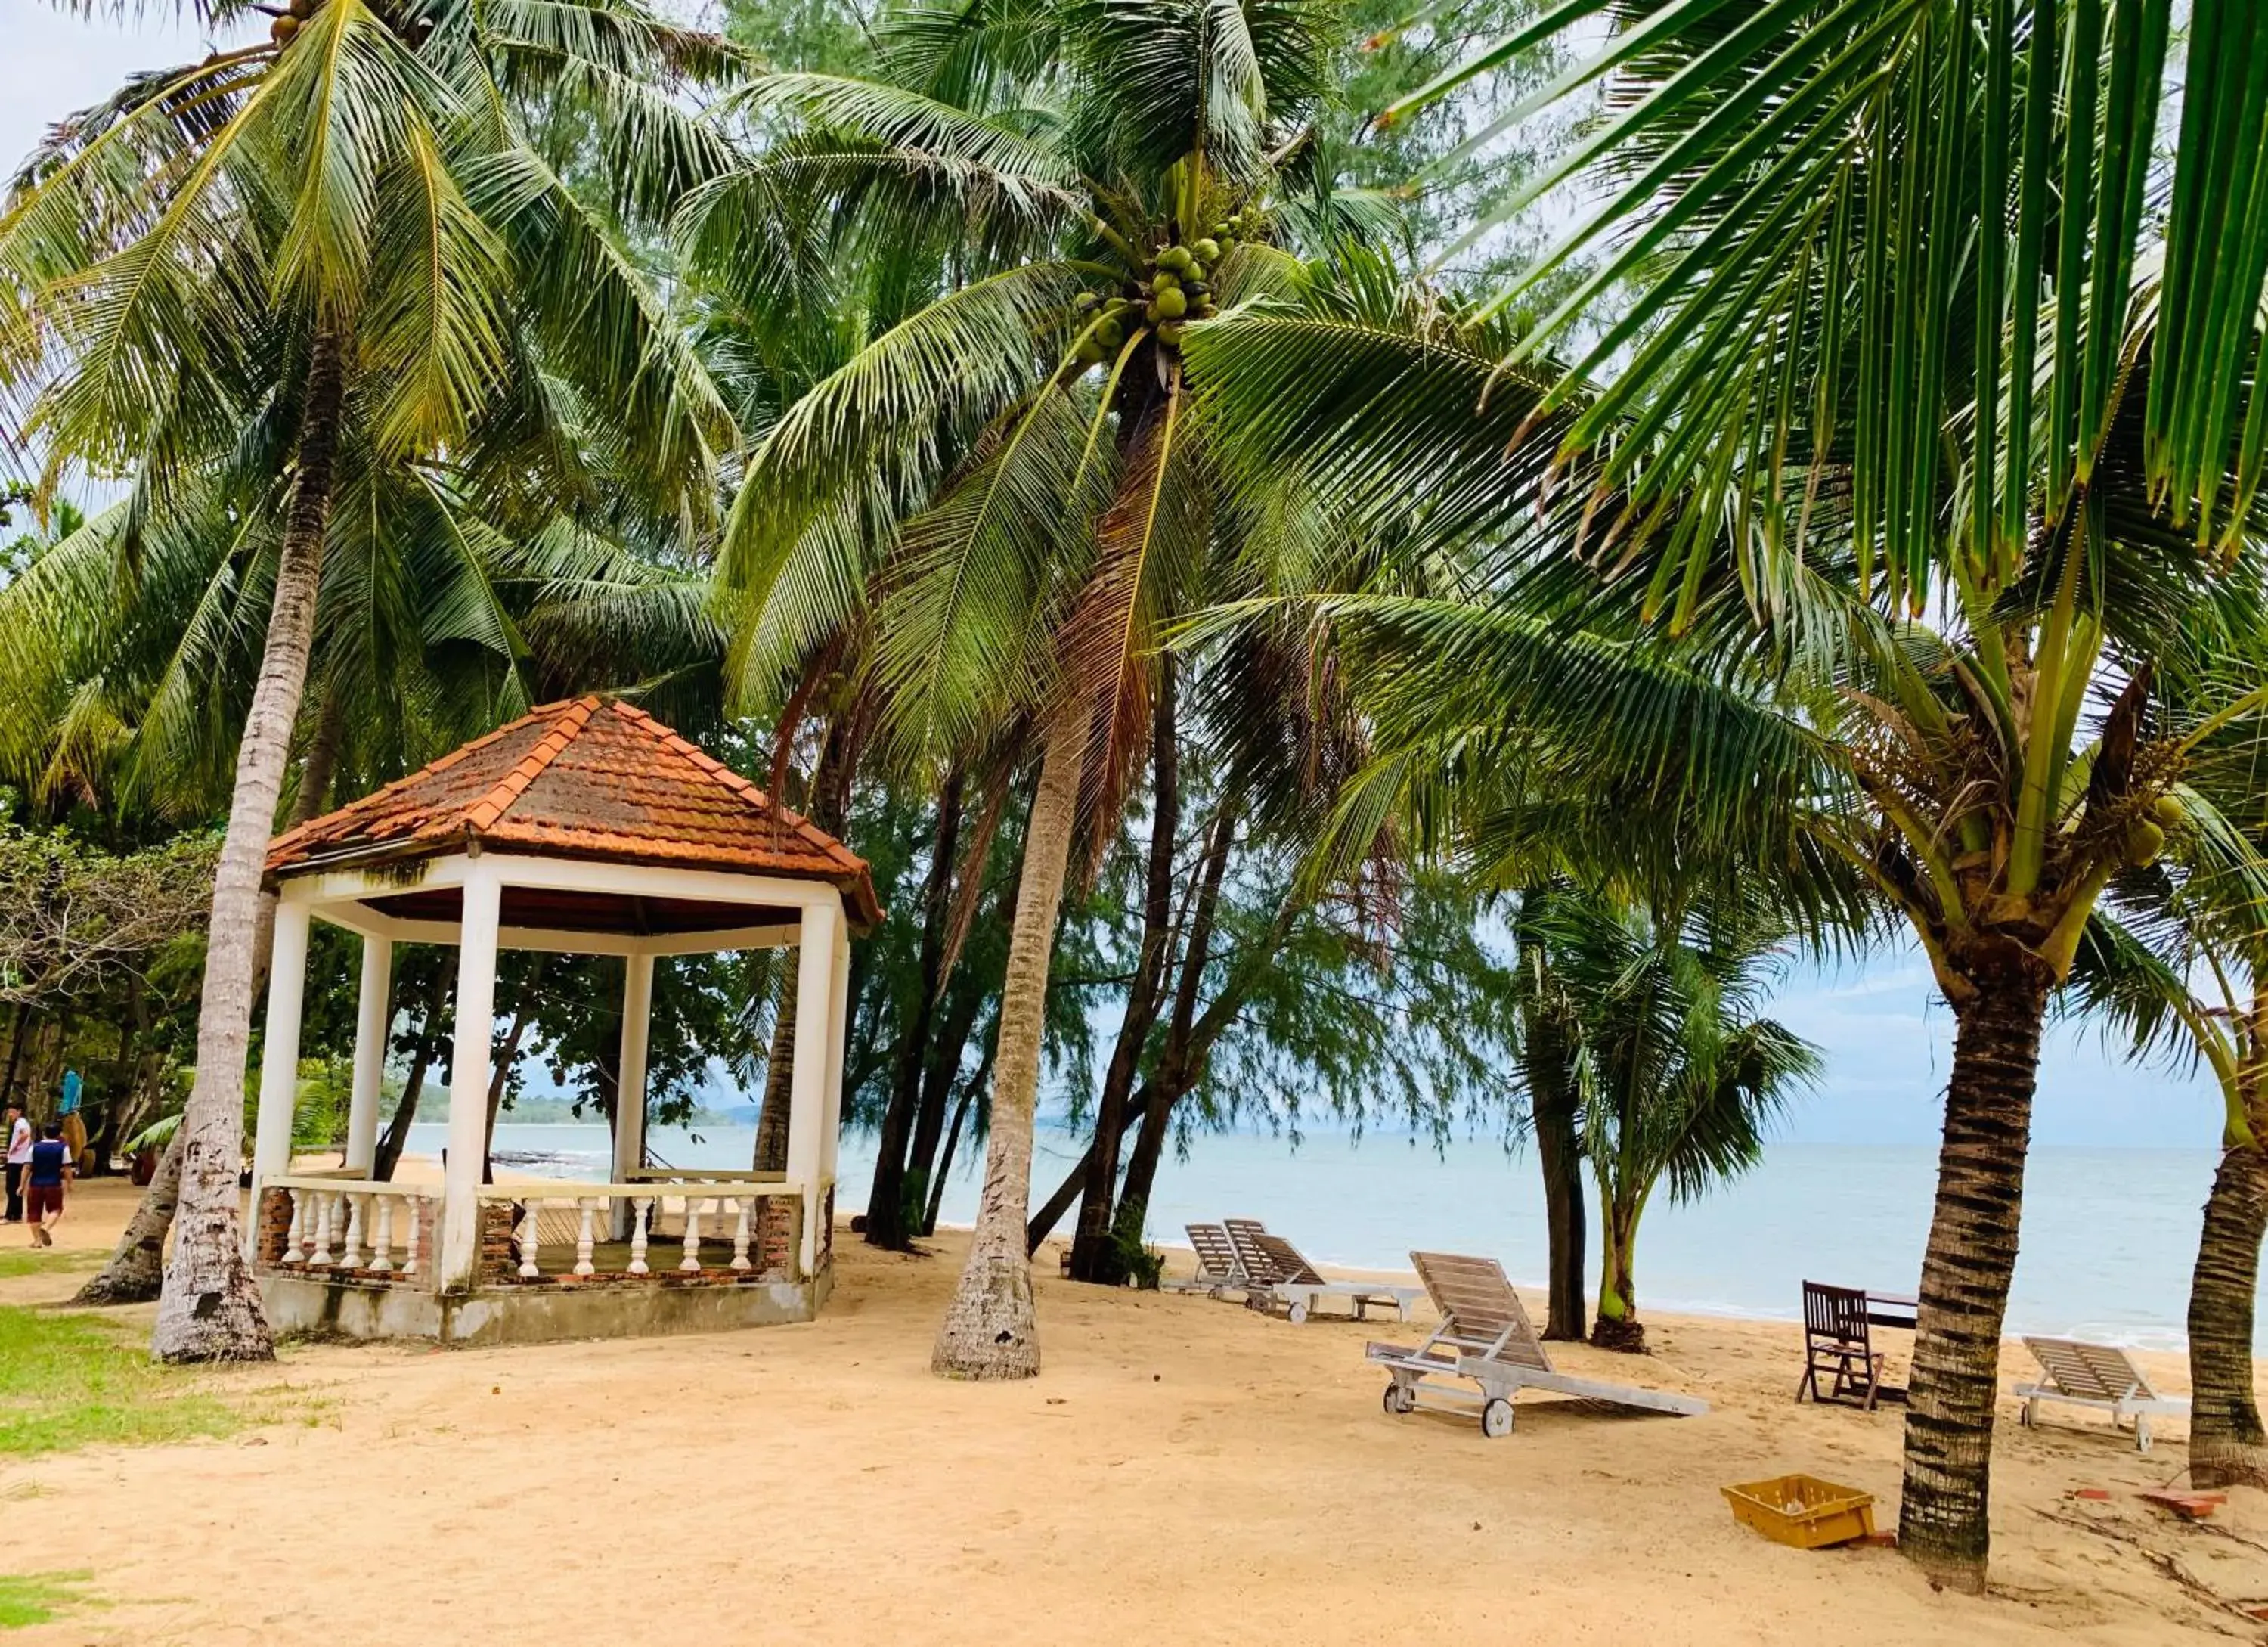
[730,1202,752,1272]
[575,1201,597,1276]
[466,1184,791,1281]
[629,1196,652,1274]
[680,1199,706,1273]
[265,1181,433,1283]
[282,1194,306,1264]
[370,1198,396,1273]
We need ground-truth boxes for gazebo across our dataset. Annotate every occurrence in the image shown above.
[245,695,881,1345]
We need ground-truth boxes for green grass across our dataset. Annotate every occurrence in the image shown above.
[0,1571,98,1629]
[0,1307,243,1456]
[0,1248,101,1279]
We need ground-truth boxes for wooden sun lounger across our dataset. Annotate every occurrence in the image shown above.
[1161,1223,1250,1296]
[1366,1252,1709,1437]
[1221,1219,1426,1323]
[2015,1337,2189,1453]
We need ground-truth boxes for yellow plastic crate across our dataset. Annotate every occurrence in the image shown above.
[1721,1473,1877,1549]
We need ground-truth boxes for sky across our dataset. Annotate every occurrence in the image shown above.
[1,6,248,178]
[4,7,2229,1153]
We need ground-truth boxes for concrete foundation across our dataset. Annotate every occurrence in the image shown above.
[259,1264,833,1348]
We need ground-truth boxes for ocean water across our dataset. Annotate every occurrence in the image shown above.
[419,1121,2222,1352]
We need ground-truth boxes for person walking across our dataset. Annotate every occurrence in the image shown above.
[26,1121,70,1247]
[3,1102,30,1223]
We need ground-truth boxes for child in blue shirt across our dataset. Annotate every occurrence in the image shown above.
[26,1122,68,1248]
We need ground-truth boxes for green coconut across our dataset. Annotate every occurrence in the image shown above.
[1074,340,1105,366]
[1152,286,1189,320]
[1095,318,1125,349]
[1157,246,1194,275]
[2152,793,2188,829]
[2125,817,2167,868]
[1155,320,1187,346]
[1191,237,1220,262]
[1151,268,1181,292]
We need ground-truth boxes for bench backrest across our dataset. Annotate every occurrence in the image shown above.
[2025,1336,2154,1402]
[1185,1224,1241,1281]
[1411,1251,1552,1371]
[1250,1231,1325,1286]
[1224,1219,1289,1284]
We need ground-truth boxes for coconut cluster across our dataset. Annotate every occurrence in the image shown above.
[1072,210,1259,365]
[270,0,321,45]
[2124,792,2186,868]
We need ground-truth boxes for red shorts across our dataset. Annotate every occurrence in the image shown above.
[26,1183,61,1221]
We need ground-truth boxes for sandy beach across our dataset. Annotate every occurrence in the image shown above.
[0,1176,2253,1645]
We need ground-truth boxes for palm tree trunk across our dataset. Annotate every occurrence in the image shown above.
[153,323,348,1363]
[751,978,795,1174]
[1536,1090,1587,1343]
[2188,1133,2268,1487]
[1114,802,1237,1222]
[866,772,963,1248]
[71,1128,183,1305]
[1898,966,2048,1592]
[1591,1192,1644,1352]
[1070,666,1179,1283]
[931,707,1083,1379]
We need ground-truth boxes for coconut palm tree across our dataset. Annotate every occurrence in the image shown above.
[1,0,742,1359]
[1520,888,1819,1351]
[1182,218,2268,1584]
[1216,0,2268,1587]
[2062,639,2268,1490]
[699,0,1382,1377]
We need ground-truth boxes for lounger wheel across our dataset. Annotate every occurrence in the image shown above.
[1287,1301,1310,1325]
[1480,1397,1514,1439]
[1383,1382,1416,1416]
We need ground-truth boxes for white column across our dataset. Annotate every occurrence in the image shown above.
[438,861,502,1290]
[611,951,654,1239]
[785,898,840,1278]
[821,914,850,1196]
[345,933,392,1175]
[244,895,312,1258]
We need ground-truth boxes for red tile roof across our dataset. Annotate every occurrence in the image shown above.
[266,696,881,929]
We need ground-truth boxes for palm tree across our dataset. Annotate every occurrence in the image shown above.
[1183,234,2268,1584]
[2,0,742,1359]
[1521,888,1820,1351]
[2064,658,2268,1490]
[1212,1,2268,1586]
[702,0,1367,1377]
[1510,888,1588,1341]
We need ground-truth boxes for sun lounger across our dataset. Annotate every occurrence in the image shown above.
[1367,1251,1709,1436]
[2015,1337,2188,1453]
[1161,1224,1249,1296]
[1221,1218,1425,1323]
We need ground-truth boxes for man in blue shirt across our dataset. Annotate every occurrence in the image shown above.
[26,1121,69,1248]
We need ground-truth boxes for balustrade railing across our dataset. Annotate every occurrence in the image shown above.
[475,1183,798,1283]
[265,1178,437,1281]
[259,1177,800,1288]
